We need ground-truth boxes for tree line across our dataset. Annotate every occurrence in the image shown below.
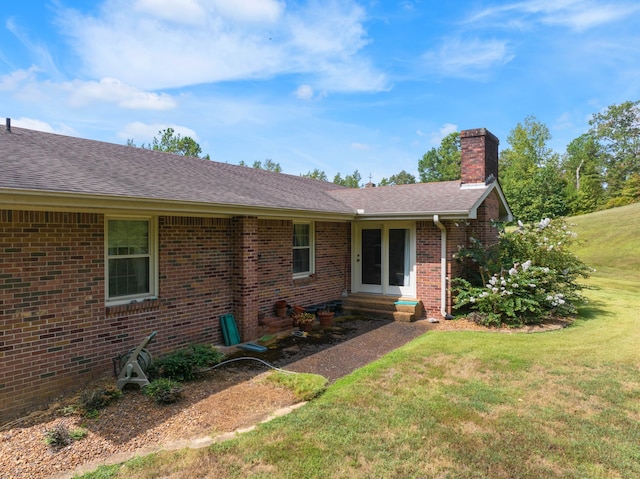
[130,100,639,222]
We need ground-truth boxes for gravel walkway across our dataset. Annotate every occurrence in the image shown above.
[284,319,433,381]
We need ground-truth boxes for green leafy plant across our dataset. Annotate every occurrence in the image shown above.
[453,218,592,327]
[188,343,225,369]
[149,344,225,382]
[69,427,88,441]
[143,378,183,404]
[292,312,315,325]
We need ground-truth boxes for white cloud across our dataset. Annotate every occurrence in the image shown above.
[131,0,208,25]
[439,123,458,137]
[64,78,176,110]
[429,123,458,145]
[400,1,415,12]
[0,66,39,91]
[55,0,387,92]
[294,84,315,100]
[132,0,284,25]
[208,0,285,23]
[554,111,574,130]
[351,142,370,150]
[6,18,61,78]
[541,4,640,31]
[10,117,76,135]
[1,67,175,111]
[423,37,514,79]
[465,0,640,32]
[11,117,56,132]
[313,59,389,93]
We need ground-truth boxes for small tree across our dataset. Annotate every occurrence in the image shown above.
[301,169,328,181]
[453,218,591,327]
[379,170,416,186]
[418,132,460,182]
[333,170,362,188]
[128,128,210,159]
[252,159,282,172]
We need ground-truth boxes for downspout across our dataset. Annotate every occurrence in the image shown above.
[433,215,452,319]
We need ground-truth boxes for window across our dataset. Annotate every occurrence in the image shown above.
[106,218,156,303]
[293,222,314,277]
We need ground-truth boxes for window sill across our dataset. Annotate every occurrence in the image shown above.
[293,273,317,286]
[105,298,160,317]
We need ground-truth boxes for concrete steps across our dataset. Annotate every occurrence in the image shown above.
[342,294,424,322]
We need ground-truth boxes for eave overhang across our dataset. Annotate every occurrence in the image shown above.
[0,188,354,222]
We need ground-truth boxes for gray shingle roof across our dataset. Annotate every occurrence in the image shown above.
[330,181,493,217]
[1,126,505,219]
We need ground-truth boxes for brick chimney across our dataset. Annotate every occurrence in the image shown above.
[460,128,499,184]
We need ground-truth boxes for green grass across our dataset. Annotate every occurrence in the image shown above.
[76,204,640,479]
[570,202,640,284]
[263,371,328,401]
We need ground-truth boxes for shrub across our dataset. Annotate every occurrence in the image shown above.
[44,423,88,450]
[188,343,225,369]
[79,385,122,416]
[143,378,183,404]
[453,218,592,327]
[148,344,224,382]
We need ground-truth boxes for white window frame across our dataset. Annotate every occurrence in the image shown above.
[293,221,315,279]
[105,216,158,305]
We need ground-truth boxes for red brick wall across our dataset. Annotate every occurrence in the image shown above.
[1,212,235,421]
[1,210,105,421]
[416,220,447,316]
[157,216,233,348]
[1,210,351,421]
[257,220,349,315]
[416,206,500,317]
[474,191,500,247]
[231,216,259,341]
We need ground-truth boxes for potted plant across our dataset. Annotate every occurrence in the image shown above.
[317,306,335,329]
[292,312,315,332]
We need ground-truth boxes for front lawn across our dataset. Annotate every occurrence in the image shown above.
[78,206,640,478]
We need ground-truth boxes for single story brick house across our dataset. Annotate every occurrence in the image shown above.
[0,121,511,420]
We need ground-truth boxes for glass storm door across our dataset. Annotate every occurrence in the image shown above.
[387,228,410,295]
[360,228,382,292]
[356,224,414,296]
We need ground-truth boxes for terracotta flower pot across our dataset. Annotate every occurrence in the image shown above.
[317,311,334,328]
[298,320,314,332]
[275,300,287,318]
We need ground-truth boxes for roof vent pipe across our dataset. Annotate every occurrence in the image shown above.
[5,118,10,132]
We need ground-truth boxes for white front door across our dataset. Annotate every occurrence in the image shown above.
[355,223,415,297]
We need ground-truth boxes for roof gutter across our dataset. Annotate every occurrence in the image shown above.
[433,215,452,319]
[353,211,472,222]
[0,188,354,221]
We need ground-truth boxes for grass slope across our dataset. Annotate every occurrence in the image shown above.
[570,202,640,290]
[79,205,640,479]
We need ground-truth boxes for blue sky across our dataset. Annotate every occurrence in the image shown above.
[2,0,639,182]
